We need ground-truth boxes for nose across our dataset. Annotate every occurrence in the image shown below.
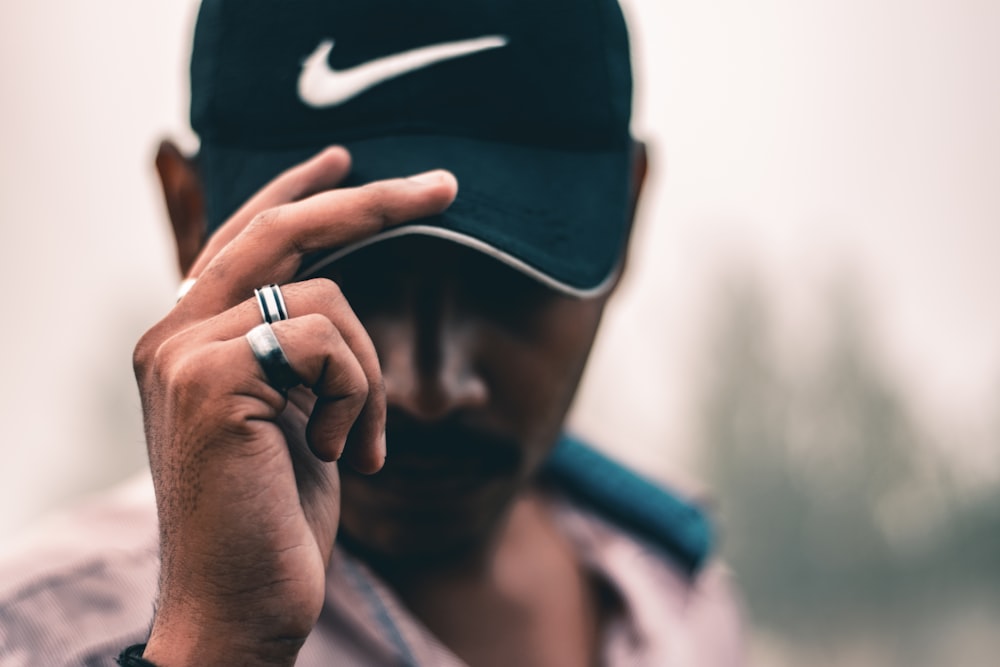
[380,288,488,422]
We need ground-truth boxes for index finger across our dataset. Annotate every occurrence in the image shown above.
[178,169,458,320]
[187,146,354,279]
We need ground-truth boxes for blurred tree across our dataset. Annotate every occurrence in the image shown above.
[698,268,1000,665]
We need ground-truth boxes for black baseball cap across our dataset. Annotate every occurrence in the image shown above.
[191,0,634,296]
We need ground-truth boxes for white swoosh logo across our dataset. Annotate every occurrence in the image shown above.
[298,35,508,108]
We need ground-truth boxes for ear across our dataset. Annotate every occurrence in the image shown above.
[627,140,648,224]
[607,140,649,294]
[154,139,206,276]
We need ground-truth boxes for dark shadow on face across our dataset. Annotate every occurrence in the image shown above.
[324,235,611,565]
[155,141,647,568]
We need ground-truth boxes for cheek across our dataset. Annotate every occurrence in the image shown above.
[479,302,604,443]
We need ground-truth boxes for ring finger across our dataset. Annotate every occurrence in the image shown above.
[181,279,385,470]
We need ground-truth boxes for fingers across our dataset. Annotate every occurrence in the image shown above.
[266,315,375,466]
[182,279,386,472]
[141,149,451,476]
[187,146,353,279]
[180,168,458,321]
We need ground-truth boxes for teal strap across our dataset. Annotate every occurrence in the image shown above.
[540,434,713,574]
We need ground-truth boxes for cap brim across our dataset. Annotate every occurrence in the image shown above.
[200,134,632,297]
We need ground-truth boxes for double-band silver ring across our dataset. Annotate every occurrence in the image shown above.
[245,322,300,392]
[254,283,289,324]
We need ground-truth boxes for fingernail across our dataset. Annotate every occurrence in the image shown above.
[407,169,448,185]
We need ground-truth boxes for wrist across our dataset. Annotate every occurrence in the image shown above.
[117,644,156,667]
[143,612,305,667]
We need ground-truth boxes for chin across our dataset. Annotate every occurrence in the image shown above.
[337,486,517,570]
[340,524,485,569]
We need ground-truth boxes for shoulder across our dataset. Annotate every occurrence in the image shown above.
[540,433,714,574]
[541,434,747,665]
[0,473,159,667]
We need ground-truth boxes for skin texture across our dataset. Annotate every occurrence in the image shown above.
[139,143,645,666]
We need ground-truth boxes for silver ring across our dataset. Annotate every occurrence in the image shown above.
[245,322,300,391]
[254,284,289,324]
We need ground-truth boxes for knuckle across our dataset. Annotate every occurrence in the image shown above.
[341,384,369,416]
[248,206,283,234]
[301,277,345,305]
[355,186,392,225]
[132,330,158,379]
[298,312,339,341]
[165,348,207,395]
[145,335,214,401]
[345,364,371,404]
[250,205,310,258]
[323,356,368,408]
[133,325,181,385]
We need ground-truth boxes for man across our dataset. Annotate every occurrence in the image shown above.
[0,0,742,665]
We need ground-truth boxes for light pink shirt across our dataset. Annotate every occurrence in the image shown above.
[0,474,744,666]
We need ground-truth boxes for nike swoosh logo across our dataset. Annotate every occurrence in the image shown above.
[298,35,508,108]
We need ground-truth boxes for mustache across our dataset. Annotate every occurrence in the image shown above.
[382,410,522,474]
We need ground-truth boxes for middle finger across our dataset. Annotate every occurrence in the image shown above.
[176,169,457,322]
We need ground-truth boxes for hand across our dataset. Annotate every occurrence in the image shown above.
[132,147,457,666]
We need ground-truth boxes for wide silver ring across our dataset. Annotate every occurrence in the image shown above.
[245,322,300,391]
[254,284,289,324]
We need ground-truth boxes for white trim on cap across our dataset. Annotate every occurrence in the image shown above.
[294,225,619,299]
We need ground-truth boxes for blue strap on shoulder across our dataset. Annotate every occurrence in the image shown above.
[540,433,714,575]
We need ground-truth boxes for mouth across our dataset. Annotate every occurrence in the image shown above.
[336,413,530,559]
[388,411,520,469]
[369,457,511,504]
[342,412,524,507]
